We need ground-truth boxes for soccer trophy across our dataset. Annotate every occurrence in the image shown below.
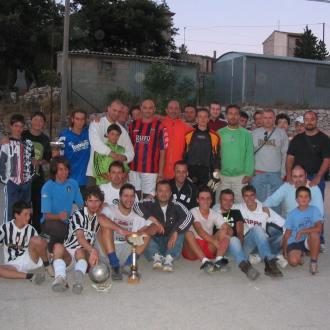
[126,233,147,284]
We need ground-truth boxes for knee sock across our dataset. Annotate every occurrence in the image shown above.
[53,259,66,279]
[108,252,120,268]
[75,259,88,274]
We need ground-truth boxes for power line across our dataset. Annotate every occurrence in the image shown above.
[184,22,325,31]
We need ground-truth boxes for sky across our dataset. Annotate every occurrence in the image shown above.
[164,0,330,57]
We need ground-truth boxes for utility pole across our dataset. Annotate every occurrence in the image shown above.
[323,22,325,42]
[184,27,186,47]
[60,0,70,131]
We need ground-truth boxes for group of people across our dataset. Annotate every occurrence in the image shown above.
[0,98,329,295]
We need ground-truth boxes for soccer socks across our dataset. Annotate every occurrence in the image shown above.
[215,256,223,262]
[53,259,67,279]
[75,259,88,274]
[108,252,120,268]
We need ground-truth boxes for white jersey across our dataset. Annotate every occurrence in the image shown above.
[87,116,134,176]
[65,207,100,250]
[101,204,151,244]
[234,201,284,235]
[0,220,38,263]
[189,207,225,240]
[100,182,139,206]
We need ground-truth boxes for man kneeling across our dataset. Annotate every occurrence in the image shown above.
[0,201,50,284]
[52,185,123,293]
[182,187,231,273]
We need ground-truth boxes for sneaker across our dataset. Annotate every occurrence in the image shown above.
[52,276,69,292]
[309,261,319,275]
[72,270,84,295]
[162,255,174,272]
[264,257,283,278]
[276,254,288,269]
[249,254,262,265]
[31,268,46,285]
[152,253,164,270]
[111,266,123,281]
[239,260,260,281]
[200,260,214,274]
[213,257,229,272]
[320,244,326,253]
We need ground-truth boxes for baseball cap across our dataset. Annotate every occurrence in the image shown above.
[295,116,304,124]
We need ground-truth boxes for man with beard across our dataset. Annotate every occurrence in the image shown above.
[287,111,330,199]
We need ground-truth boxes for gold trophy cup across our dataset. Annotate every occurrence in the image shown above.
[126,233,146,284]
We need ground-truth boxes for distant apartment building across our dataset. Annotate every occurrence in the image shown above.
[263,31,303,57]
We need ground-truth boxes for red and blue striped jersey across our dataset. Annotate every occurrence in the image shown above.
[129,118,167,173]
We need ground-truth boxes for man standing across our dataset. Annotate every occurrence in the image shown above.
[287,111,330,198]
[134,180,193,272]
[239,111,249,129]
[184,108,220,187]
[216,105,254,202]
[87,99,134,184]
[129,99,166,199]
[253,110,264,129]
[208,101,227,131]
[162,100,192,180]
[170,160,198,210]
[251,109,288,208]
[59,109,90,195]
[183,105,197,127]
[22,111,51,233]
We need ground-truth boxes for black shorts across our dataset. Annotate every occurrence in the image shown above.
[287,240,309,254]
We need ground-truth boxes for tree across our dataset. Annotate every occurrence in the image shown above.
[295,26,328,60]
[0,1,64,87]
[71,0,177,56]
[316,40,329,60]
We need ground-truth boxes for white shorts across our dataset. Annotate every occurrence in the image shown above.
[129,171,157,195]
[7,252,43,273]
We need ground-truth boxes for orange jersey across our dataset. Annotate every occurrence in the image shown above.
[162,116,193,179]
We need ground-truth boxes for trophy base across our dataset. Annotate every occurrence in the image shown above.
[127,274,140,284]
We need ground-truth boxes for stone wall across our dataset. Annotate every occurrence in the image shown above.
[241,106,330,134]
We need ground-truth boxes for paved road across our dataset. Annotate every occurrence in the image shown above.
[0,183,329,330]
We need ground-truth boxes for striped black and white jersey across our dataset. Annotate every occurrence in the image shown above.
[0,220,38,263]
[64,207,100,250]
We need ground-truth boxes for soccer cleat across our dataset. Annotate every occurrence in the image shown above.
[72,270,84,295]
[276,254,288,269]
[111,266,123,281]
[213,257,229,272]
[264,258,283,278]
[320,244,326,253]
[30,268,46,285]
[162,255,174,272]
[52,276,69,292]
[152,253,164,270]
[248,254,262,265]
[309,261,319,275]
[200,260,214,274]
[239,260,260,281]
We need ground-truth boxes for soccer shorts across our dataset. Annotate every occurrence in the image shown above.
[287,239,310,254]
[7,252,43,273]
[182,239,216,260]
[129,171,157,196]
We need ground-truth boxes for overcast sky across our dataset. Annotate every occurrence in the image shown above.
[165,0,330,57]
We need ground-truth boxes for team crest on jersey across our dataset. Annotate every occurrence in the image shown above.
[67,186,72,193]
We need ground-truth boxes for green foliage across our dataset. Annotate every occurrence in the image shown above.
[294,26,329,60]
[38,70,60,87]
[107,88,141,108]
[143,62,195,112]
[71,0,177,56]
[0,0,64,83]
